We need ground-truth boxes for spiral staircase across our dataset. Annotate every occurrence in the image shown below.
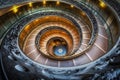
[0,0,120,80]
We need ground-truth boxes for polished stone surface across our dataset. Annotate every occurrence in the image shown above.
[54,45,67,56]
